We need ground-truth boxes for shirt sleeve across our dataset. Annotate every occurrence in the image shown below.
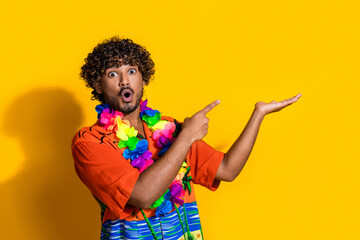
[72,141,140,219]
[188,140,224,191]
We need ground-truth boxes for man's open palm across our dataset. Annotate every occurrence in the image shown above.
[255,93,302,116]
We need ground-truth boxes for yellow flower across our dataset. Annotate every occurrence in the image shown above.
[124,127,138,138]
[177,162,187,174]
[116,119,132,141]
[116,129,128,141]
[151,120,168,131]
[179,167,187,174]
[175,172,185,181]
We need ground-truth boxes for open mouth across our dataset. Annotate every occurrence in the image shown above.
[120,89,134,103]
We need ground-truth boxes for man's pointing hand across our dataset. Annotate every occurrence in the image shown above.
[196,100,221,115]
[182,100,220,143]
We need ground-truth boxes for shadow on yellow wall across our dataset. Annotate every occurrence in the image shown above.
[1,88,100,239]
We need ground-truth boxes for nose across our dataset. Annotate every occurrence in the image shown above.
[119,72,130,87]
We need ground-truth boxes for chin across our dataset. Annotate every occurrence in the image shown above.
[121,104,137,114]
[119,99,141,114]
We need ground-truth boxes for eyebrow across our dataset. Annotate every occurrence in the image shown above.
[105,67,117,73]
[105,65,138,73]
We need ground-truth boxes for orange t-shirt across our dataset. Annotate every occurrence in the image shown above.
[71,115,224,223]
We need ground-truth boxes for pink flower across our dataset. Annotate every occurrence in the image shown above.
[139,159,154,173]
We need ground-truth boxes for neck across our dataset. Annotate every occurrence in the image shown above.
[121,105,144,134]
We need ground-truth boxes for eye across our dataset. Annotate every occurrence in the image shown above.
[108,72,117,77]
[128,68,136,74]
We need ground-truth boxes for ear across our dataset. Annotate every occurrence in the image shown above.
[94,82,103,94]
[142,81,146,88]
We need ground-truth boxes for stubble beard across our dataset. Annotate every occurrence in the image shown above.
[108,88,143,115]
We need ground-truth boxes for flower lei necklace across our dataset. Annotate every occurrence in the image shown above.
[96,99,195,240]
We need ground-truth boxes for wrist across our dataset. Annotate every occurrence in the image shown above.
[178,128,196,146]
[253,107,266,119]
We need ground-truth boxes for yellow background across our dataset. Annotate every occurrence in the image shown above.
[1,0,359,239]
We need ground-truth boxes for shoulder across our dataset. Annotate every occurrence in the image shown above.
[71,122,116,150]
[71,123,124,166]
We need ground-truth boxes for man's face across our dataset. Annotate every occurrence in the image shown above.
[96,64,145,114]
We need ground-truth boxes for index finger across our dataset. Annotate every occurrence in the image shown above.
[197,100,221,115]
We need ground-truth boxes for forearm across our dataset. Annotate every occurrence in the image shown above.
[128,130,193,208]
[219,108,265,181]
[129,100,220,208]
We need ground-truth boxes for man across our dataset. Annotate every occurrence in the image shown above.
[71,36,301,240]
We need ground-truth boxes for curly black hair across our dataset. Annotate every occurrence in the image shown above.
[80,36,155,103]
